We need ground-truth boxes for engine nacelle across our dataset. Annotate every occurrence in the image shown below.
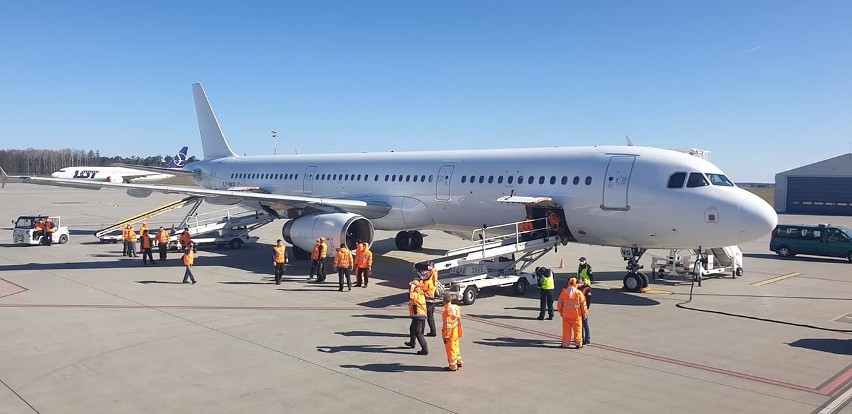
[106,175,124,183]
[282,213,374,257]
[126,188,153,198]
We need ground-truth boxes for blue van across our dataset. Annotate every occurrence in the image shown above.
[769,224,852,262]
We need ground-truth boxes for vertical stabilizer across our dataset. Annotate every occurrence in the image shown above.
[192,83,237,159]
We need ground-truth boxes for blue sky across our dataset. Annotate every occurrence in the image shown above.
[1,1,850,182]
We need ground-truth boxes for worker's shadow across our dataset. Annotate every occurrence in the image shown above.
[468,313,541,321]
[474,337,561,348]
[136,280,186,284]
[335,330,408,338]
[339,363,446,373]
[350,313,408,320]
[316,344,412,355]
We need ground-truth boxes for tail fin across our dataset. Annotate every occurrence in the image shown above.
[163,146,188,168]
[192,83,237,159]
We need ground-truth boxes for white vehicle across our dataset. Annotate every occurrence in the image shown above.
[650,246,744,287]
[50,146,188,183]
[2,83,778,291]
[12,216,69,245]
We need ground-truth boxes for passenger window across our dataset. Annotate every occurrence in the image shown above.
[295,174,298,180]
[479,176,484,184]
[384,175,389,181]
[686,173,709,188]
[668,172,687,188]
[461,176,467,183]
[508,176,514,184]
[392,175,397,182]
[406,175,411,182]
[585,176,592,185]
[421,175,426,182]
[539,176,545,185]
[488,176,494,184]
[428,175,433,182]
[413,175,418,182]
[470,175,475,183]
[498,176,504,184]
[550,176,556,185]
[561,176,567,185]
[374,174,379,181]
[528,176,535,184]
[573,176,580,185]
[518,176,523,184]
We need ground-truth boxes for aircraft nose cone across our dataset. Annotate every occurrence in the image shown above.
[737,191,778,242]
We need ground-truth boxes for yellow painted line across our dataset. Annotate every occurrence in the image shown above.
[642,289,672,295]
[751,272,802,287]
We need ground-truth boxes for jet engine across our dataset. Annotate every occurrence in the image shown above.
[106,175,124,183]
[282,213,374,257]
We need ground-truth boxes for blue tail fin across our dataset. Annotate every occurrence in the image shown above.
[163,146,189,169]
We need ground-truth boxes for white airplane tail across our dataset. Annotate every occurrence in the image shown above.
[192,83,238,159]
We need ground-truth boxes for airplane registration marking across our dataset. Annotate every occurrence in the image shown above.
[751,272,802,287]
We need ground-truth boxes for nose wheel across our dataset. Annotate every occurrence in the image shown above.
[620,247,648,292]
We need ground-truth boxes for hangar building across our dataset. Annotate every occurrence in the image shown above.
[775,153,852,215]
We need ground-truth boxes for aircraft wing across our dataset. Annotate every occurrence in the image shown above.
[1,167,369,210]
[496,195,553,204]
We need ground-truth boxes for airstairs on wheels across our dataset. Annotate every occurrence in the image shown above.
[415,218,560,305]
[650,245,744,286]
[170,207,275,250]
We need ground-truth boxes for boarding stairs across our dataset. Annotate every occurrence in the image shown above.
[94,196,202,241]
[171,207,275,249]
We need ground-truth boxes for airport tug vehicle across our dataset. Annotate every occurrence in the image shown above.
[12,215,69,245]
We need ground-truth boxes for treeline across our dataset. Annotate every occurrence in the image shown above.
[0,149,197,175]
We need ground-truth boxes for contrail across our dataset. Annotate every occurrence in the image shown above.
[743,45,763,54]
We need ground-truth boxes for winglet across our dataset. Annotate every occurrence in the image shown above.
[192,83,237,160]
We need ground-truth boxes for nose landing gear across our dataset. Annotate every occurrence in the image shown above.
[621,247,648,292]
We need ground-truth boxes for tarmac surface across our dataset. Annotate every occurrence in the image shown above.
[1,184,850,414]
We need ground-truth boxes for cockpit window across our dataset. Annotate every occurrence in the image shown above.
[686,172,709,188]
[667,172,686,188]
[706,173,735,187]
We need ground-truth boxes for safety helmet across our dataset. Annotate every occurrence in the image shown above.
[569,277,578,286]
[319,237,325,242]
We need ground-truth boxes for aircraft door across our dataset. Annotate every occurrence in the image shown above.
[601,156,635,211]
[436,165,454,201]
[303,166,317,194]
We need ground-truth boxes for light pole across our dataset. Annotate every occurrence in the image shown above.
[271,130,278,155]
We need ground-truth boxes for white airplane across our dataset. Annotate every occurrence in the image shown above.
[2,83,778,287]
[50,146,189,183]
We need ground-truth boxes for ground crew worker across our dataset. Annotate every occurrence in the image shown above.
[577,256,593,344]
[182,243,196,284]
[334,243,353,291]
[556,278,587,348]
[44,219,55,246]
[126,226,138,257]
[179,227,192,253]
[156,226,169,261]
[139,222,149,236]
[405,278,429,355]
[273,239,287,285]
[520,215,534,241]
[422,264,439,337]
[441,293,464,371]
[535,267,555,320]
[33,219,44,244]
[122,225,131,256]
[139,229,157,265]
[354,241,373,288]
[309,237,328,282]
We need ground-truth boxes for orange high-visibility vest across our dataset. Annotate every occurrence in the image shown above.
[157,229,169,244]
[334,247,353,268]
[273,245,287,264]
[520,219,534,233]
[140,233,152,249]
[140,223,149,234]
[422,268,438,299]
[127,230,138,243]
[311,243,321,260]
[442,303,464,339]
[557,287,587,319]
[123,226,130,241]
[356,247,372,268]
[320,242,328,259]
[183,250,194,266]
[45,221,55,233]
[408,282,427,316]
[180,232,191,247]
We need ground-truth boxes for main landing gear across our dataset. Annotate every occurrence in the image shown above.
[395,230,424,251]
[621,247,649,293]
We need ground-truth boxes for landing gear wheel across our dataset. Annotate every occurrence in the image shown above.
[462,286,477,305]
[623,273,642,293]
[638,272,649,289]
[410,231,424,250]
[395,231,411,251]
[512,279,528,296]
[58,234,68,244]
[229,238,243,249]
[293,246,311,260]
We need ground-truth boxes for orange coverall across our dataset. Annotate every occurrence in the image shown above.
[442,302,464,370]
[556,287,587,347]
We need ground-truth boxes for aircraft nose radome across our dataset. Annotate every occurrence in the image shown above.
[51,172,61,178]
[737,192,778,242]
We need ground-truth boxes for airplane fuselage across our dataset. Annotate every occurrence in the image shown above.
[188,145,777,249]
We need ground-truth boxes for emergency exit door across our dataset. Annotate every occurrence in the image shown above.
[303,166,317,194]
[436,165,454,201]
[601,156,635,211]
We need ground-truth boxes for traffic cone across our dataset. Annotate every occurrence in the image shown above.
[559,258,564,269]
